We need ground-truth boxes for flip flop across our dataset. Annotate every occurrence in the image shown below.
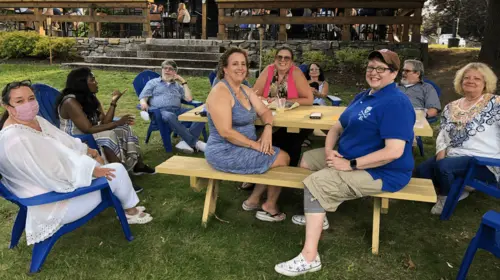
[255,210,286,222]
[242,201,261,211]
[126,212,153,224]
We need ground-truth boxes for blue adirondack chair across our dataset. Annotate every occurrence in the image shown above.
[32,83,99,151]
[440,156,500,220]
[299,63,342,106]
[208,70,217,87]
[416,79,442,156]
[132,70,208,153]
[457,210,500,280]
[0,177,133,273]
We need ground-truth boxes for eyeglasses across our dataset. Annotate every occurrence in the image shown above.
[402,69,416,74]
[5,80,32,91]
[275,55,292,62]
[163,66,176,72]
[366,66,391,73]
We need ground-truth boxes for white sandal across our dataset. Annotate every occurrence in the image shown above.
[126,211,153,224]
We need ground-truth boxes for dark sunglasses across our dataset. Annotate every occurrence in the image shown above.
[5,80,32,90]
[275,55,292,62]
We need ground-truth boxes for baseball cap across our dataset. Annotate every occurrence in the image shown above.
[368,49,400,71]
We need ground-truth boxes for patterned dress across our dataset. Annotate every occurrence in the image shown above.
[205,80,280,174]
[58,94,141,171]
[436,93,500,180]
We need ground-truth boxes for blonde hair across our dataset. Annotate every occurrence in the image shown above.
[178,3,186,10]
[454,62,498,95]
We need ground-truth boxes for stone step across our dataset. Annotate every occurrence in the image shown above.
[137,51,222,60]
[107,50,138,57]
[138,44,220,53]
[84,56,218,69]
[147,38,222,47]
[62,62,258,78]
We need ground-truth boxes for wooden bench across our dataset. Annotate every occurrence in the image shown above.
[156,156,437,255]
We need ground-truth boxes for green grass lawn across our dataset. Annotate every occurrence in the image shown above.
[0,64,499,279]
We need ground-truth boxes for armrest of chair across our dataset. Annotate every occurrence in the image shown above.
[73,134,99,151]
[182,99,203,107]
[17,177,109,206]
[473,156,500,168]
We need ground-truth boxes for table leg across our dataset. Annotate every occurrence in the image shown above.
[381,198,389,214]
[190,177,208,192]
[372,197,381,255]
[201,179,218,227]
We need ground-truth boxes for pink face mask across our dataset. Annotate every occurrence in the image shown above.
[12,100,39,122]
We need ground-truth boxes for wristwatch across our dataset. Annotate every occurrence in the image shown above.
[350,159,358,170]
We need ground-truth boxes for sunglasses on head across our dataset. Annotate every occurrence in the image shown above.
[5,80,32,91]
[275,55,291,62]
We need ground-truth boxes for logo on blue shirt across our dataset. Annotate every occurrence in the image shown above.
[358,106,373,121]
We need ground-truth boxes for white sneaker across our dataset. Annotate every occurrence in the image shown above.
[195,140,206,152]
[431,192,470,215]
[291,215,330,230]
[175,141,194,154]
[275,253,322,277]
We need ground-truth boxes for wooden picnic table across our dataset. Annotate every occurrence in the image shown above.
[178,105,434,137]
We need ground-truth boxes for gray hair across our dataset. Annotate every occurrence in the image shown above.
[161,59,178,71]
[404,59,424,81]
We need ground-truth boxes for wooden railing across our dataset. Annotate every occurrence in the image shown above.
[216,0,424,42]
[0,0,151,37]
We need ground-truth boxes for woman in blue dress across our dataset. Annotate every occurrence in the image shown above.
[205,47,290,222]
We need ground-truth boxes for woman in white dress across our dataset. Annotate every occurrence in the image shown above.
[0,81,152,246]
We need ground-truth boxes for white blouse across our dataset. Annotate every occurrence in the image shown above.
[0,116,97,245]
[436,94,500,181]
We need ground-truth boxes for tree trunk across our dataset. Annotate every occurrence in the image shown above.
[479,0,500,77]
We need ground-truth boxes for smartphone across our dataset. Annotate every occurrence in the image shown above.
[310,112,322,119]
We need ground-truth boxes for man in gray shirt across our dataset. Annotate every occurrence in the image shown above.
[398,59,441,118]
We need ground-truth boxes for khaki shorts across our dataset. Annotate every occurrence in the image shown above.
[302,148,383,212]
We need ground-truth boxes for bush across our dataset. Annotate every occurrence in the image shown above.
[261,48,277,68]
[301,51,335,71]
[31,37,76,59]
[0,31,40,58]
[0,31,75,59]
[334,48,370,72]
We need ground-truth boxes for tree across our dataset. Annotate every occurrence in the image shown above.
[479,0,500,75]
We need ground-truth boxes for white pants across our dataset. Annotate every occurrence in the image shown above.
[61,163,139,224]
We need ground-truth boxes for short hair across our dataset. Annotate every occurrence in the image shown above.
[161,59,178,71]
[276,46,294,61]
[216,47,249,80]
[454,62,498,95]
[404,59,424,81]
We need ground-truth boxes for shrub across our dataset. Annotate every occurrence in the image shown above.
[0,31,75,59]
[31,37,76,59]
[334,48,370,72]
[301,51,335,71]
[261,48,277,67]
[0,31,40,58]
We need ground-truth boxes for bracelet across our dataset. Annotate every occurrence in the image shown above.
[264,123,272,128]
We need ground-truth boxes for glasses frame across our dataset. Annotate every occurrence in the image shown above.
[401,69,417,74]
[162,66,176,72]
[366,66,392,74]
[275,55,292,62]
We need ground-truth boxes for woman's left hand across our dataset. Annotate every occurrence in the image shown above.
[111,89,128,103]
[326,157,352,171]
[257,127,274,155]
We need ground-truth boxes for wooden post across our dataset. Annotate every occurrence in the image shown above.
[201,179,219,227]
[372,198,381,255]
[34,8,45,36]
[278,9,287,41]
[88,8,96,38]
[402,23,410,42]
[381,198,389,214]
[217,8,226,40]
[342,8,352,41]
[411,8,422,43]
[202,1,207,39]
[142,6,151,38]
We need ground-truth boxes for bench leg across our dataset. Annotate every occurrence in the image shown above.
[190,177,208,192]
[372,198,381,255]
[381,198,389,214]
[201,179,219,227]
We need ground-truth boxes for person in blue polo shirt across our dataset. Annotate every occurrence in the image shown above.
[275,49,416,277]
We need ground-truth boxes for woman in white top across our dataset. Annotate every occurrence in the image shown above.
[415,62,500,215]
[0,81,152,246]
[305,63,329,106]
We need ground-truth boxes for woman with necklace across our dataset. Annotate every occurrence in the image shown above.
[415,62,500,215]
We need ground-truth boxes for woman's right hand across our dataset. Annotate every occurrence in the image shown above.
[93,167,116,181]
[116,114,135,126]
[436,150,446,161]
